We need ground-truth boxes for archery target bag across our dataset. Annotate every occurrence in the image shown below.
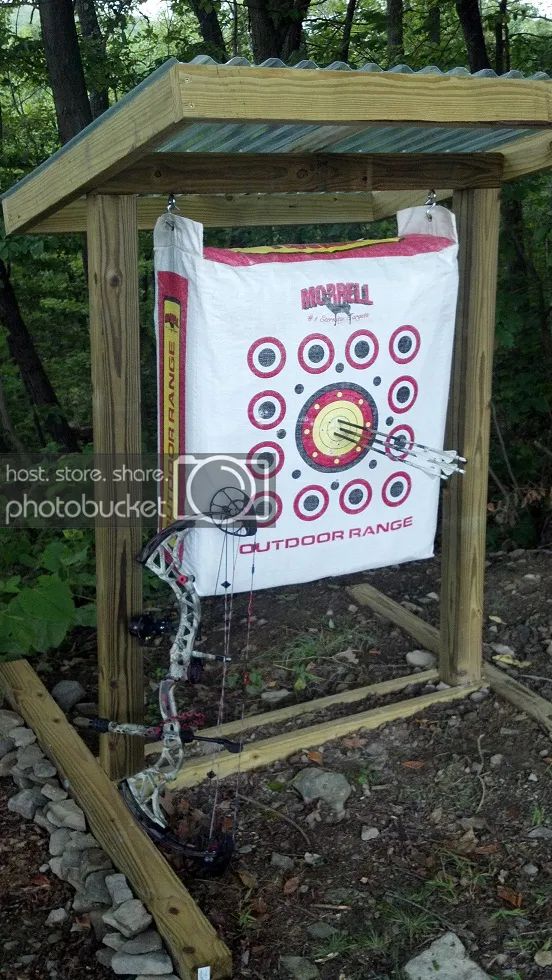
[154,207,458,596]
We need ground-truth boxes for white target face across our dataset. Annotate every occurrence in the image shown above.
[247,441,285,479]
[389,325,420,364]
[247,336,286,379]
[339,478,372,515]
[385,424,415,462]
[253,490,283,527]
[345,329,379,370]
[248,390,286,430]
[382,471,412,507]
[298,334,335,374]
[293,484,329,522]
[388,376,418,414]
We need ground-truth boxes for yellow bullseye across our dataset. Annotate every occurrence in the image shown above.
[312,399,365,457]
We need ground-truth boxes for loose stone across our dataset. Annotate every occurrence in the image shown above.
[405,650,436,668]
[46,798,86,831]
[0,751,18,777]
[41,783,68,802]
[11,728,36,748]
[16,743,45,770]
[33,759,57,780]
[8,787,47,819]
[51,680,87,713]
[118,930,163,955]
[404,931,490,979]
[111,950,173,975]
[103,933,126,951]
[0,709,24,735]
[0,737,15,758]
[280,955,320,979]
[103,899,152,938]
[270,852,294,871]
[45,908,68,927]
[49,828,72,856]
[292,768,351,815]
[361,826,380,841]
[105,873,133,907]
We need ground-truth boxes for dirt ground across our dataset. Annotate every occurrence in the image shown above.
[1,546,552,979]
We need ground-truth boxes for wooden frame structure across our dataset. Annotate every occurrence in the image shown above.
[2,59,552,979]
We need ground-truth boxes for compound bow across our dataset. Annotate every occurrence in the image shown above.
[78,491,257,874]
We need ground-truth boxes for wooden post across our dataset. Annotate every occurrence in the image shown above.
[440,188,501,685]
[87,194,143,779]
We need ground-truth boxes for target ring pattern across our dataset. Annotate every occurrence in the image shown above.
[247,337,286,378]
[298,334,335,374]
[248,390,286,430]
[381,471,412,507]
[296,382,378,473]
[293,485,329,522]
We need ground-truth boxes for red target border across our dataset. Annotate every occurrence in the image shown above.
[345,329,379,370]
[293,484,330,522]
[385,424,415,462]
[298,333,335,375]
[339,478,373,515]
[247,336,286,379]
[381,471,412,508]
[246,441,285,478]
[247,390,286,430]
[389,325,421,365]
[387,375,418,415]
[252,490,283,527]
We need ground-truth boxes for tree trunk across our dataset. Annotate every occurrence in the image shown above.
[0,259,80,451]
[427,5,440,45]
[187,0,228,61]
[386,0,403,65]
[247,0,311,64]
[455,0,491,72]
[340,0,357,63]
[494,0,509,75]
[38,0,93,143]
[75,0,110,118]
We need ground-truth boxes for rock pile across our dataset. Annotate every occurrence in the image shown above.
[0,706,179,980]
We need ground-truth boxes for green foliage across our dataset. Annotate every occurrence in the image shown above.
[0,530,96,659]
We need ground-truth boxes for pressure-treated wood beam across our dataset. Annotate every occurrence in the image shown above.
[98,152,503,195]
[30,189,453,233]
[349,582,552,735]
[500,130,552,181]
[145,668,440,758]
[440,188,500,686]
[169,683,480,789]
[173,64,552,128]
[87,195,143,780]
[0,659,233,979]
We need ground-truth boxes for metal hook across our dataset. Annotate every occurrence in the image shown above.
[425,189,437,222]
[166,193,180,214]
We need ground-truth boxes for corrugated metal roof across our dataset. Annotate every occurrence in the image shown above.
[156,55,546,156]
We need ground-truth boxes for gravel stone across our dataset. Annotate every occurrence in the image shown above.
[292,768,351,815]
[522,863,539,877]
[45,908,68,927]
[0,736,15,758]
[96,948,115,969]
[41,783,68,802]
[111,950,173,975]
[105,873,133,907]
[8,787,47,819]
[103,933,126,951]
[118,930,163,955]
[0,709,24,735]
[68,831,98,851]
[361,825,380,841]
[17,743,45,770]
[51,680,86,713]
[49,828,72,856]
[103,899,152,938]
[0,750,18,776]
[527,826,552,839]
[11,727,36,748]
[404,931,490,979]
[271,852,294,871]
[46,798,86,831]
[82,870,112,905]
[280,955,320,979]
[306,921,339,939]
[405,649,436,668]
[490,754,504,768]
[49,857,63,878]
[261,689,291,704]
[33,759,57,780]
